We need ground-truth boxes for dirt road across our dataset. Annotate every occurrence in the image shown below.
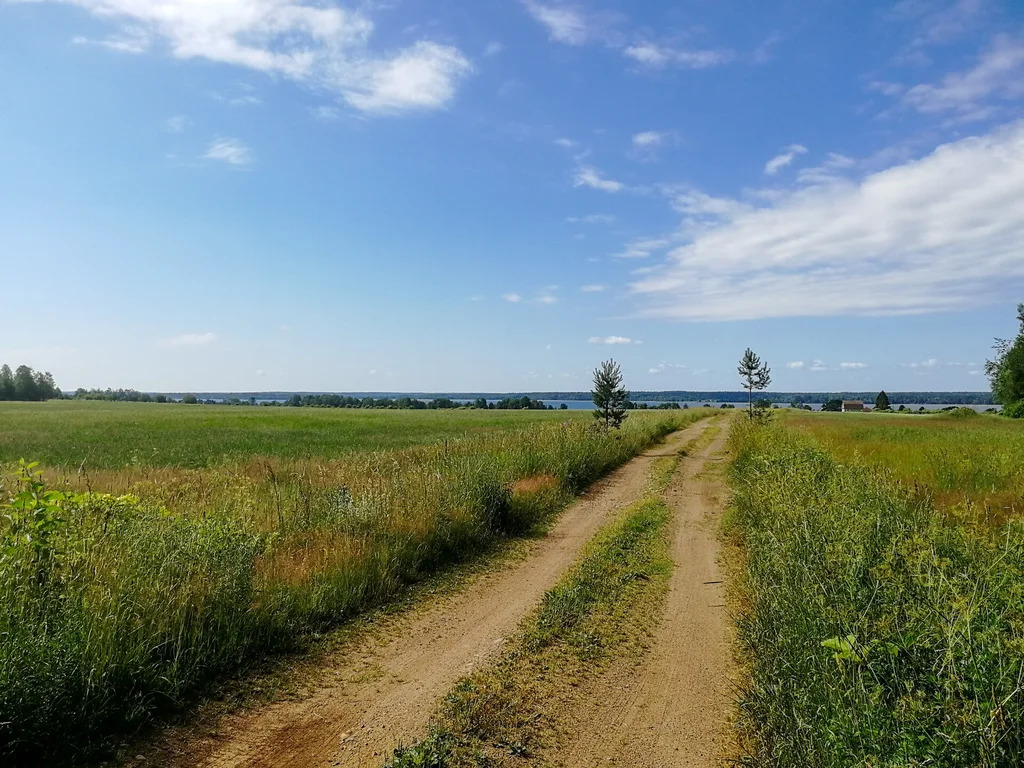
[158,419,716,768]
[555,424,734,767]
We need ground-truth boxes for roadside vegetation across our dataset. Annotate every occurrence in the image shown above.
[0,407,707,763]
[386,424,717,767]
[728,415,1024,766]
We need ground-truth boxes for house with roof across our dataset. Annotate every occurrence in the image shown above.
[842,400,865,412]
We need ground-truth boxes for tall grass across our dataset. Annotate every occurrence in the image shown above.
[0,411,704,763]
[728,420,1024,767]
[784,411,1024,519]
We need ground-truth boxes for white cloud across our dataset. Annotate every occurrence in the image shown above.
[649,361,686,374]
[615,237,670,259]
[503,293,522,303]
[51,0,471,114]
[764,143,808,175]
[567,213,615,224]
[589,336,640,345]
[903,35,1024,118]
[631,121,1024,320]
[580,284,606,292]
[840,362,867,369]
[796,152,855,185]
[907,358,940,368]
[73,25,151,54]
[204,137,252,166]
[554,137,578,149]
[623,43,732,69]
[522,1,588,45]
[164,114,187,133]
[573,166,624,193]
[810,360,829,372]
[344,41,472,113]
[536,293,558,304]
[483,41,504,57]
[633,130,666,148]
[786,361,805,369]
[161,332,216,348]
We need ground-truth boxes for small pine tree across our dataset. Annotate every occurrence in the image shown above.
[875,390,890,411]
[591,359,628,429]
[737,348,772,420]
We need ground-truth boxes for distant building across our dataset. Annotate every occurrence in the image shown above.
[842,400,865,412]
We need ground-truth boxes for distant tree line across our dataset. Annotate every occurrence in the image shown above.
[274,394,557,410]
[0,364,60,401]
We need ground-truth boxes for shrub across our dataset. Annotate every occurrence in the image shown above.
[1003,400,1024,419]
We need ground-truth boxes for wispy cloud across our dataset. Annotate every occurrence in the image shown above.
[810,360,829,372]
[589,335,641,345]
[623,43,733,70]
[580,284,606,292]
[503,293,523,303]
[633,130,666,148]
[567,213,616,224]
[53,0,472,114]
[521,2,731,72]
[764,143,808,175]
[204,138,252,166]
[615,237,670,259]
[649,361,685,374]
[522,1,589,45]
[786,361,805,369]
[840,362,868,369]
[902,35,1024,119]
[161,332,217,348]
[164,115,187,133]
[631,121,1024,320]
[573,166,624,193]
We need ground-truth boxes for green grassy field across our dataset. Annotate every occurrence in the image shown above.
[0,401,587,470]
[729,412,1024,767]
[0,403,706,764]
[783,409,1024,520]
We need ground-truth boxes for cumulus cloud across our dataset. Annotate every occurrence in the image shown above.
[786,361,805,369]
[573,166,624,192]
[50,0,471,114]
[764,143,808,175]
[161,332,216,347]
[503,293,522,303]
[589,336,640,345]
[840,362,867,369]
[631,122,1024,321]
[204,138,252,166]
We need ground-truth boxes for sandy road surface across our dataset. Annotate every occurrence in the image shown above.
[555,424,734,767]
[156,419,715,768]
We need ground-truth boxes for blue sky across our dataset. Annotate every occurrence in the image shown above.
[2,0,1023,393]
